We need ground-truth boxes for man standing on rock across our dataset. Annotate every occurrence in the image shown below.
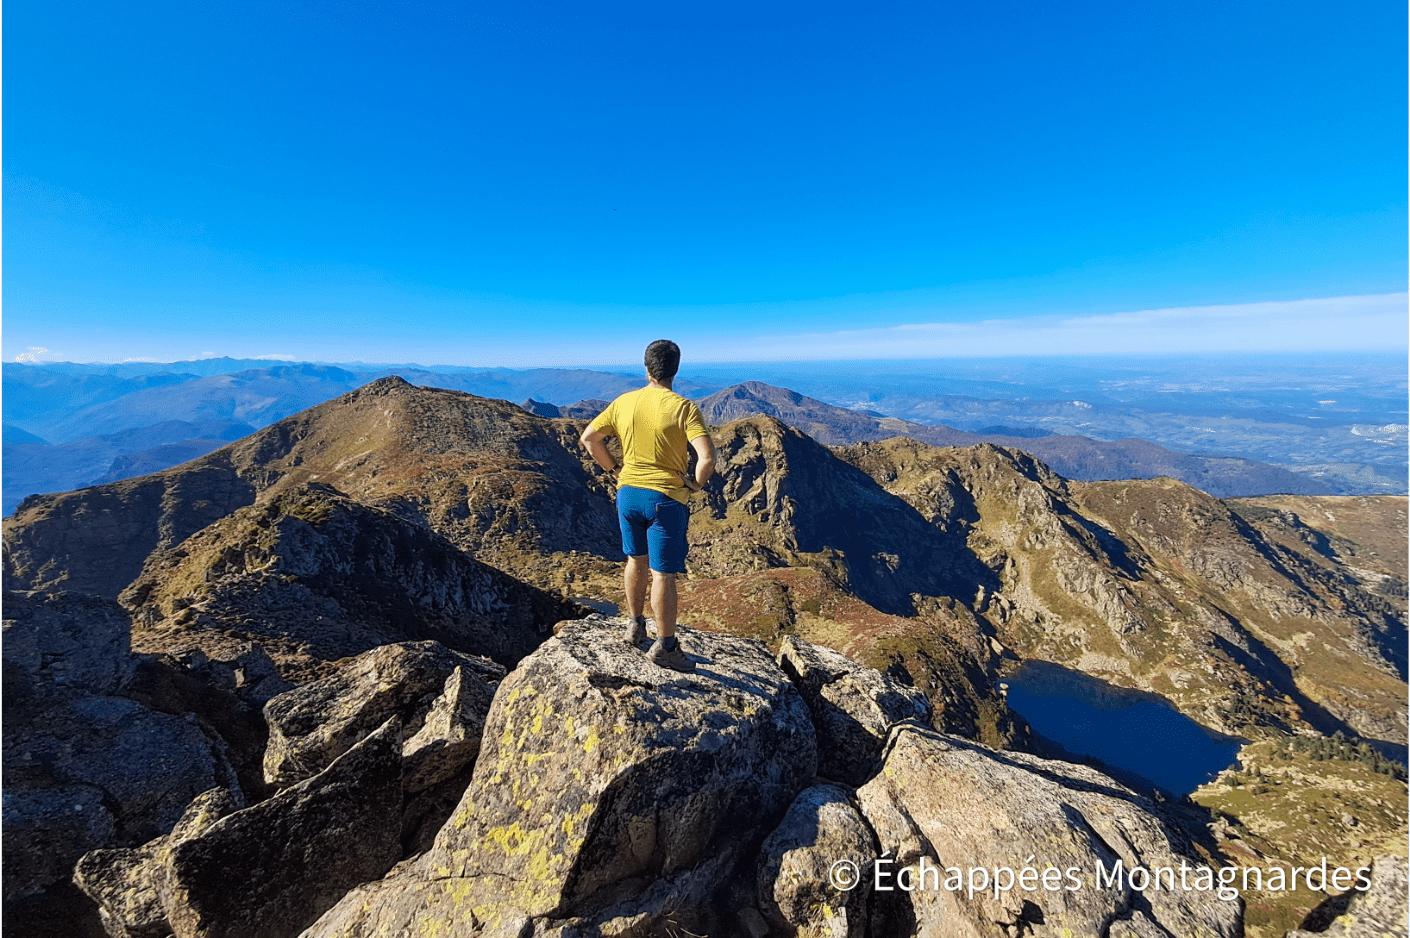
[580,340,716,672]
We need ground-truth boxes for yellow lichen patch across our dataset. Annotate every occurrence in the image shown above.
[558,801,595,845]
[524,844,557,883]
[583,726,602,753]
[504,684,540,703]
[485,821,539,856]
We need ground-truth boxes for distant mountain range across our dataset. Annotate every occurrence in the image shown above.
[520,398,611,420]
[532,381,1336,499]
[5,358,1403,514]
[3,420,255,514]
[3,361,714,443]
[1,363,663,513]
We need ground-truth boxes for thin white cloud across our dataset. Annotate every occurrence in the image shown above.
[256,353,296,360]
[685,293,1409,361]
[15,347,52,363]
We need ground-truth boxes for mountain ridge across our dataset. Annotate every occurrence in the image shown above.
[8,361,1400,512]
[695,381,1336,498]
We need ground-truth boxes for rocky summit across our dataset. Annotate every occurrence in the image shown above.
[3,376,1406,938]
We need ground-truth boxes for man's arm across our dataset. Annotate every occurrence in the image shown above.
[580,426,619,479]
[683,434,716,492]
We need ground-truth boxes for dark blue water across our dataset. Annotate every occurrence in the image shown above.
[1003,661,1243,797]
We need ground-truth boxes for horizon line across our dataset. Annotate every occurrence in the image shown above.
[7,347,1410,370]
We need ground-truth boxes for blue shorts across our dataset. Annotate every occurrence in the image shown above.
[617,486,690,574]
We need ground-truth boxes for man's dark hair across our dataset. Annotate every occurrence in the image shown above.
[644,339,681,382]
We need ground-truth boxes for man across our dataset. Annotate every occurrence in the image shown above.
[580,340,716,672]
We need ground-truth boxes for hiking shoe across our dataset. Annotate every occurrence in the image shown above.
[623,616,649,646]
[648,638,695,673]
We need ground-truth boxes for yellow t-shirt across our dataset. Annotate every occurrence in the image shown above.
[588,386,710,504]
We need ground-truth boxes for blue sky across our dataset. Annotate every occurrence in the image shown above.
[5,1,1406,365]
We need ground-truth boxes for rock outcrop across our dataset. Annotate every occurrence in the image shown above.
[756,783,876,938]
[2,591,241,938]
[118,650,275,804]
[74,788,243,938]
[301,616,819,937]
[778,634,932,786]
[1288,853,1408,938]
[169,642,294,707]
[261,639,502,789]
[3,455,259,598]
[3,589,135,703]
[401,661,501,793]
[120,483,583,680]
[854,722,1243,937]
[19,601,1299,938]
[688,416,985,617]
[291,620,1251,938]
[156,720,404,938]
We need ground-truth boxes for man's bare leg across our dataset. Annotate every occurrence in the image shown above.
[621,555,651,645]
[623,555,648,619]
[645,570,692,671]
[650,571,677,639]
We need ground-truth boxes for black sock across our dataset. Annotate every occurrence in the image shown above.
[662,635,679,650]
[632,615,646,626]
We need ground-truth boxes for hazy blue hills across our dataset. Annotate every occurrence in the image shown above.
[3,421,255,514]
[3,361,716,443]
[691,354,1408,496]
[5,364,365,442]
[692,381,1334,498]
[3,425,48,445]
[4,354,1404,514]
